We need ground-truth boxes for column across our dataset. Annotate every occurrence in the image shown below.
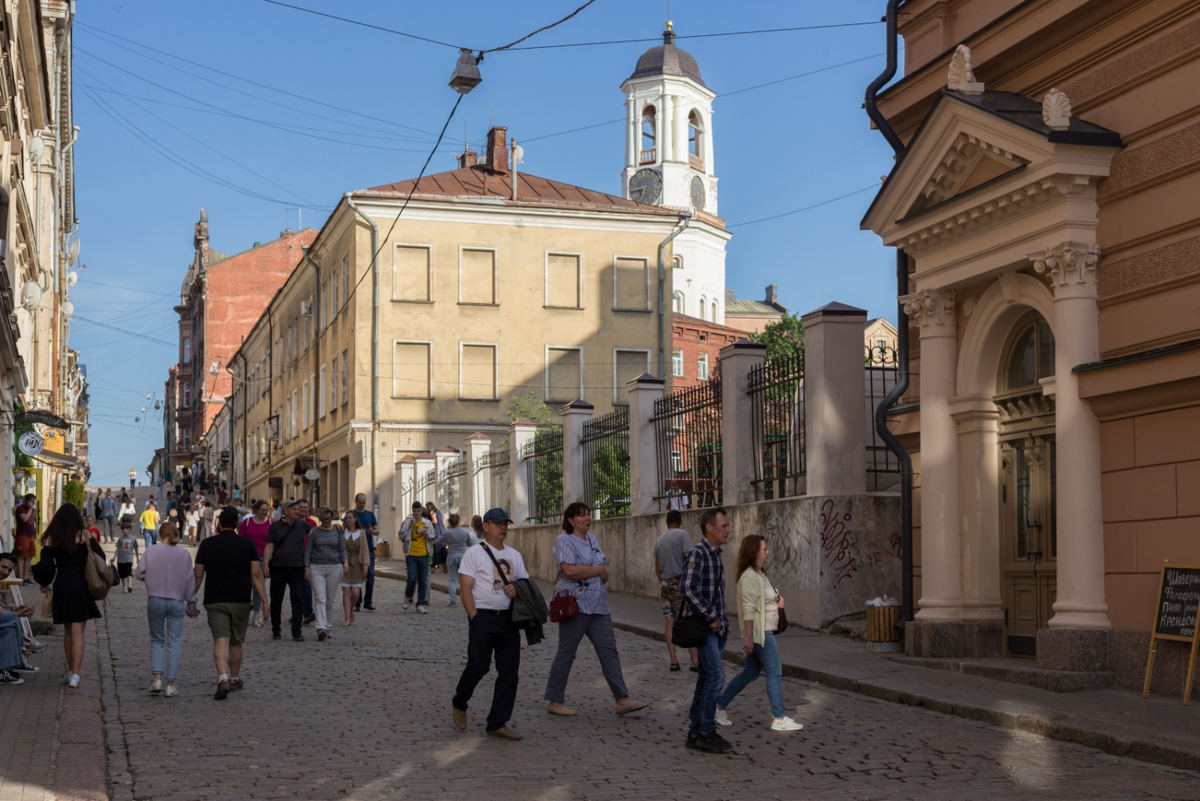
[465,432,490,519]
[719,339,766,506]
[434,447,457,510]
[660,92,672,163]
[625,97,636,169]
[413,452,434,506]
[509,419,537,525]
[561,399,593,509]
[628,373,665,516]
[1033,243,1111,633]
[801,301,868,496]
[905,288,963,622]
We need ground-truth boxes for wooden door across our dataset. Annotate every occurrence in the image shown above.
[1001,436,1057,656]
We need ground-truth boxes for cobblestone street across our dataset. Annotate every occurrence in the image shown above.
[90,570,1198,801]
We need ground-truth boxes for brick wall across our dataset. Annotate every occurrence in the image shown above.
[671,313,743,388]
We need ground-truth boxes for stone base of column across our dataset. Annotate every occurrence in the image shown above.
[904,621,1003,659]
[1036,627,1110,672]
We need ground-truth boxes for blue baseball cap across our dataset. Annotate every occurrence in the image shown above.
[482,507,513,524]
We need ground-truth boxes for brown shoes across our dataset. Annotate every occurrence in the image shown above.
[547,702,577,717]
[452,707,467,730]
[486,726,522,741]
[615,700,650,716]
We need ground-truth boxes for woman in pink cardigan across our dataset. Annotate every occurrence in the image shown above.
[135,522,199,698]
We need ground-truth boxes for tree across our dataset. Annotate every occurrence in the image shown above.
[64,479,86,509]
[750,312,805,362]
[506,390,554,426]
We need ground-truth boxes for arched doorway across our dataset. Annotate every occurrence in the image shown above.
[996,312,1056,655]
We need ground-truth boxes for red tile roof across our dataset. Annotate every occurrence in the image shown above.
[359,166,677,216]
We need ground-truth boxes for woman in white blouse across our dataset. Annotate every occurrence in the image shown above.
[713,535,803,732]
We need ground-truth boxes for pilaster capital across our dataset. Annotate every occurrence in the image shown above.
[1031,242,1100,299]
[902,289,957,336]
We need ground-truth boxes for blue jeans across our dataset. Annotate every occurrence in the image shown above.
[717,630,785,719]
[688,628,727,736]
[251,558,265,613]
[147,597,185,682]
[142,525,157,549]
[0,611,22,671]
[447,554,463,603]
[405,555,430,606]
[361,549,376,608]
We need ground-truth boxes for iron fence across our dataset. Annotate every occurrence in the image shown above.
[521,426,563,524]
[748,352,805,501]
[866,344,901,486]
[474,449,509,514]
[443,454,467,513]
[652,377,722,509]
[413,468,436,505]
[581,407,630,518]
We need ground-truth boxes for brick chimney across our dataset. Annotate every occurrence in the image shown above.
[484,126,508,173]
[456,149,478,168]
[765,284,778,305]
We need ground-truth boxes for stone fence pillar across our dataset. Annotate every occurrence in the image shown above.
[509,419,537,525]
[628,373,665,516]
[720,340,766,506]
[465,432,490,519]
[802,301,868,496]
[561,399,594,511]
[413,452,435,508]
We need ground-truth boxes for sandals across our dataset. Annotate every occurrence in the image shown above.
[669,662,681,672]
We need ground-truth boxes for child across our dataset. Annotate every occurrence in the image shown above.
[86,515,102,542]
[115,523,140,593]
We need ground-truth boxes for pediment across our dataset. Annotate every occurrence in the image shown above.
[905,132,1029,216]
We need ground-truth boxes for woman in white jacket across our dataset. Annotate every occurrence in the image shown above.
[713,534,803,732]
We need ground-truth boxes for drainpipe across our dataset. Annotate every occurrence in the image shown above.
[230,351,247,498]
[865,0,915,627]
[301,245,321,507]
[657,213,691,377]
[344,195,380,521]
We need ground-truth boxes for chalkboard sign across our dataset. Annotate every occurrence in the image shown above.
[1153,565,1200,640]
[1143,562,1200,706]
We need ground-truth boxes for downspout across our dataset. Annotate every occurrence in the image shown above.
[656,213,691,377]
[302,245,321,506]
[267,308,275,476]
[344,195,380,521]
[865,0,915,627]
[231,351,247,499]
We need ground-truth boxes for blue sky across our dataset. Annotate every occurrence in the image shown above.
[72,0,902,486]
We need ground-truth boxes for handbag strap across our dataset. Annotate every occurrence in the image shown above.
[480,543,509,586]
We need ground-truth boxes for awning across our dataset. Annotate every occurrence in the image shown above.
[33,450,78,468]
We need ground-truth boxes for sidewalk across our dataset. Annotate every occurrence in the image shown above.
[377,560,1200,772]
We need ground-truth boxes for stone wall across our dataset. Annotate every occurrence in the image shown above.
[507,493,901,629]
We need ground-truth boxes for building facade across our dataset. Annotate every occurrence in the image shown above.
[168,211,315,485]
[671,312,743,389]
[722,284,788,335]
[863,0,1200,690]
[227,125,682,533]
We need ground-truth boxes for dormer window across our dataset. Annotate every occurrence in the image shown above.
[641,105,657,164]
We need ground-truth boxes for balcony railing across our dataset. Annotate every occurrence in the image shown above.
[639,148,656,165]
[688,153,704,171]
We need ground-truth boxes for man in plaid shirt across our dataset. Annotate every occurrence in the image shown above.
[680,507,732,753]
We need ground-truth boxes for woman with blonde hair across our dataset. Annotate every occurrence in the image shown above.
[713,534,802,732]
[135,522,198,697]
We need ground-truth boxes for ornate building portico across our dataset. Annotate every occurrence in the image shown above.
[864,58,1123,671]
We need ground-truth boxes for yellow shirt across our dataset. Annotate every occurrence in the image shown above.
[140,510,159,531]
[408,518,429,557]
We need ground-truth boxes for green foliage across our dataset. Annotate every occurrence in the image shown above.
[12,397,33,468]
[507,390,554,426]
[590,440,630,518]
[64,479,86,509]
[750,312,805,362]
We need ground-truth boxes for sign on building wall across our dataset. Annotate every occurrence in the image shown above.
[18,431,44,457]
[1142,562,1200,705]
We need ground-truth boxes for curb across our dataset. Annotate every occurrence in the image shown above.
[376,564,1200,772]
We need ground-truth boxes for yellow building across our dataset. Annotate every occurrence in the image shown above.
[228,126,684,534]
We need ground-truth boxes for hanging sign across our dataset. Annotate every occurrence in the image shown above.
[1142,562,1200,705]
[18,431,44,457]
[14,410,68,429]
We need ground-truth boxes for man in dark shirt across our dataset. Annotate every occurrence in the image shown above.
[263,500,311,642]
[13,494,37,582]
[195,507,268,700]
[352,493,379,612]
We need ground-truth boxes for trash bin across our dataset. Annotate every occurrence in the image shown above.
[865,604,902,652]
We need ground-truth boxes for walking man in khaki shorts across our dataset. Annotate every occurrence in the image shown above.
[194,507,268,700]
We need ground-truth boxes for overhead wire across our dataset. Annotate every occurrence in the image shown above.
[726,184,879,228]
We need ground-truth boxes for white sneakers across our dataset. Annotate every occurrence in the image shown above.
[149,678,163,694]
[67,674,81,689]
[714,708,732,727]
[417,606,428,614]
[770,716,804,732]
[164,685,178,698]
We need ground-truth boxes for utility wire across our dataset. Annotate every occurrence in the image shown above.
[505,21,882,51]
[726,184,878,228]
[260,0,462,49]
[73,316,177,347]
[480,0,599,56]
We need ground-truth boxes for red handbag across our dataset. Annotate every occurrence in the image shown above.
[549,590,580,623]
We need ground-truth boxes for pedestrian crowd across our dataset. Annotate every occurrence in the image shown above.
[6,484,804,754]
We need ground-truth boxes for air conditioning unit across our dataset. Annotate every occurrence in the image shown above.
[299,299,313,316]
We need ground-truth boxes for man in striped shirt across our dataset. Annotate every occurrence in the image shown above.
[680,506,732,754]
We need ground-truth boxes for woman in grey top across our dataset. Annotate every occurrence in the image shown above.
[440,513,473,607]
[303,506,348,642]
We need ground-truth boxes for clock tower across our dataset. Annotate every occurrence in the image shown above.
[621,23,730,325]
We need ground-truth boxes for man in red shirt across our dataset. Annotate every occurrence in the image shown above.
[13,494,37,583]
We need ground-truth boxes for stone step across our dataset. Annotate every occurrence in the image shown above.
[889,654,1117,693]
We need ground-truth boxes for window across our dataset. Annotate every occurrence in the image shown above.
[640,105,656,163]
[671,450,682,474]
[340,350,348,406]
[182,430,189,449]
[342,258,350,308]
[613,256,650,310]
[460,343,498,400]
[613,349,650,403]
[320,280,329,328]
[393,245,432,302]
[672,349,683,377]
[546,346,582,402]
[673,255,682,270]
[546,252,582,308]
[1004,316,1055,390]
[699,295,707,319]
[183,383,191,408]
[460,248,498,305]
[182,337,191,363]
[688,110,704,169]
[672,291,683,314]
[332,266,341,316]
[697,353,709,380]
[393,341,432,398]
[711,300,718,322]
[330,358,339,413]
[301,380,309,431]
[289,390,298,439]
[319,365,327,418]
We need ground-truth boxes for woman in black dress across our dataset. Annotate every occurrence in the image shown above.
[33,504,104,689]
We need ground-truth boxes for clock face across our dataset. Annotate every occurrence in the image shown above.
[628,168,663,204]
[690,176,706,211]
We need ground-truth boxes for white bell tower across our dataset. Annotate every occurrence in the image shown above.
[621,23,730,326]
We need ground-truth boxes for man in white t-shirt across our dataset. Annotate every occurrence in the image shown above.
[451,507,528,741]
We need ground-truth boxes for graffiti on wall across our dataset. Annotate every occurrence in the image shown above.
[819,498,901,588]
